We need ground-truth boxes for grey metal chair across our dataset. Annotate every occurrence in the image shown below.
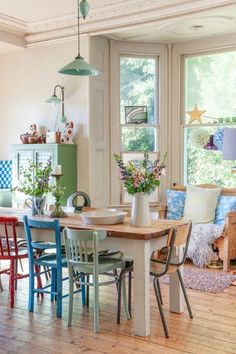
[150,222,193,338]
[117,222,193,338]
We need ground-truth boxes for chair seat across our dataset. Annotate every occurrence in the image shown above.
[31,241,56,250]
[34,254,68,268]
[150,259,178,276]
[73,257,125,274]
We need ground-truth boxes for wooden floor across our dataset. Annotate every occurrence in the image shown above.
[1,262,236,354]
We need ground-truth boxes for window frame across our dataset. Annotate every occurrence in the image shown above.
[109,41,168,205]
[171,37,236,188]
[182,50,236,186]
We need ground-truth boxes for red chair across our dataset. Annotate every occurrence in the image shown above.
[0,216,29,308]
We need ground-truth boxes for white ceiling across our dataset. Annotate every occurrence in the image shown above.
[1,0,236,51]
[106,4,236,43]
[0,0,76,22]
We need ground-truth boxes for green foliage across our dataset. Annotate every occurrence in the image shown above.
[122,127,155,151]
[12,159,53,197]
[186,127,236,187]
[114,152,167,195]
[51,183,65,200]
[120,57,156,152]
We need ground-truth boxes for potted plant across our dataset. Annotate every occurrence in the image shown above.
[12,158,53,216]
[114,152,167,226]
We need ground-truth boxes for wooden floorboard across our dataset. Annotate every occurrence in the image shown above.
[1,263,236,354]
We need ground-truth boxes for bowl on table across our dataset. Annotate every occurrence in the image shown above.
[80,209,127,225]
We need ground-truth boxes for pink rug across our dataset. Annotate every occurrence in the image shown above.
[161,268,236,293]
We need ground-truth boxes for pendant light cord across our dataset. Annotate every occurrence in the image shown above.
[76,0,81,59]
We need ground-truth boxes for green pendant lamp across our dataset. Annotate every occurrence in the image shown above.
[58,0,100,76]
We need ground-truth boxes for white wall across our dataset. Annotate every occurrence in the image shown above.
[0,37,90,193]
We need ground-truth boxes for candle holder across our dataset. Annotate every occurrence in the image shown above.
[50,174,67,218]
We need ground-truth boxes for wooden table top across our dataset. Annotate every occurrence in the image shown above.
[0,207,184,241]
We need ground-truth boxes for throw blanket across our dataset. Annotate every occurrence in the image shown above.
[187,224,224,267]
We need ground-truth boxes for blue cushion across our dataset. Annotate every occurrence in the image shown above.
[166,190,186,220]
[214,195,236,225]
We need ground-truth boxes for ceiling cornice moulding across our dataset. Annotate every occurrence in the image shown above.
[1,0,235,46]
[0,13,26,36]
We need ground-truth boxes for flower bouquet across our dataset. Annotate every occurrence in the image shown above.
[12,158,52,216]
[114,152,167,226]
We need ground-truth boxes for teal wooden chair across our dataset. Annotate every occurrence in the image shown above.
[63,227,130,333]
[23,216,86,317]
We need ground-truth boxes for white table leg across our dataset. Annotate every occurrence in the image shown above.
[132,240,151,337]
[169,246,184,313]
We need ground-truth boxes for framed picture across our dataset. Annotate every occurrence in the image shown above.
[125,106,148,124]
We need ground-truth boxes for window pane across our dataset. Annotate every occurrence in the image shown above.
[121,127,156,152]
[184,126,236,187]
[120,57,157,124]
[185,51,236,124]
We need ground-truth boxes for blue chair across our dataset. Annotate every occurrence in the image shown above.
[23,215,86,317]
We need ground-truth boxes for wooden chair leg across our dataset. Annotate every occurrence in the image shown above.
[177,269,193,319]
[51,268,56,302]
[122,272,131,320]
[117,270,123,324]
[80,274,86,307]
[153,277,169,338]
[0,276,3,292]
[117,269,132,324]
[9,260,15,308]
[56,268,62,318]
[86,274,90,307]
[68,265,74,326]
[14,260,18,291]
[128,271,132,315]
[94,282,99,333]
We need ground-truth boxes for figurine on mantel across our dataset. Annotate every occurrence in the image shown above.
[61,121,74,144]
[20,123,41,144]
[30,124,37,136]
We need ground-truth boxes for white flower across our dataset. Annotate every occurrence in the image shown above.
[190,128,210,148]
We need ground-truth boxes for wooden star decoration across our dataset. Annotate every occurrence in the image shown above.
[187,104,206,124]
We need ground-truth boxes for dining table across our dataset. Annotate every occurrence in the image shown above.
[0,207,185,337]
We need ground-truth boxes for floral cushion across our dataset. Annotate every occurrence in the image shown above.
[166,190,186,220]
[214,195,236,225]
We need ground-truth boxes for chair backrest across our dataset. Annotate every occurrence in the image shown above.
[151,222,192,275]
[67,191,91,212]
[23,215,62,265]
[0,216,19,258]
[165,222,192,268]
[63,227,106,271]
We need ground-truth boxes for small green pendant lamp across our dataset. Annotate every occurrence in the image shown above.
[58,0,100,76]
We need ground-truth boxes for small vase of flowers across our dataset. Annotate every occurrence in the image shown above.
[114,152,167,227]
[12,158,52,216]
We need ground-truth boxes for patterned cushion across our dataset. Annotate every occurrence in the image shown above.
[0,160,12,189]
[166,190,186,220]
[214,195,236,225]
